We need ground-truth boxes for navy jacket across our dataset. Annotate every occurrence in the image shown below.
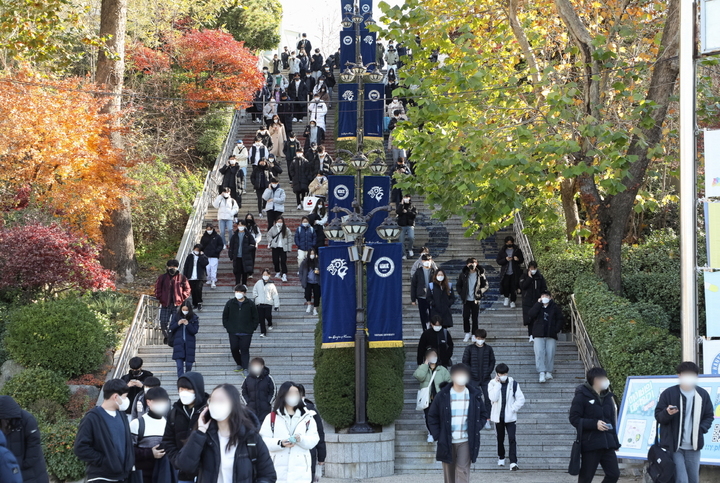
[461,344,496,383]
[183,253,209,282]
[169,312,199,363]
[528,300,564,339]
[242,367,276,423]
[74,407,135,482]
[427,384,487,464]
[0,396,48,483]
[294,225,316,251]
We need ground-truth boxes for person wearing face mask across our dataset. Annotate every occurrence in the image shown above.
[162,372,209,483]
[251,160,280,218]
[200,224,224,289]
[496,235,524,308]
[244,213,263,247]
[219,155,246,209]
[130,377,161,421]
[310,48,323,80]
[305,142,319,173]
[263,98,278,128]
[229,222,256,286]
[242,358,277,422]
[183,244,209,311]
[303,121,325,153]
[121,357,155,418]
[269,115,287,158]
[278,94,293,137]
[388,113,408,164]
[316,145,333,176]
[284,132,302,177]
[417,315,454,367]
[414,348,452,443]
[253,269,281,336]
[461,329,495,430]
[518,260,547,342]
[308,201,327,251]
[386,96,405,118]
[250,137,271,167]
[294,217,316,269]
[155,259,191,345]
[411,254,437,330]
[528,291,564,383]
[74,379,135,482]
[296,384,325,483]
[307,95,327,131]
[262,178,286,230]
[169,304,200,377]
[308,171,328,200]
[177,384,276,483]
[569,367,621,483]
[410,247,438,279]
[288,73,308,122]
[396,195,417,259]
[456,258,489,342]
[259,381,320,483]
[222,284,259,374]
[391,158,412,208]
[232,140,249,179]
[427,364,487,483]
[0,395,49,483]
[213,187,240,249]
[654,362,714,483]
[299,248,321,316]
[130,387,173,483]
[488,363,525,471]
[290,150,314,209]
[281,46,290,70]
[267,217,292,282]
[429,269,455,328]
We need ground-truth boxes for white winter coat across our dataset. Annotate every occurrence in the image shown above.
[253,279,280,308]
[213,194,239,221]
[260,408,320,483]
[488,376,526,423]
[307,100,327,130]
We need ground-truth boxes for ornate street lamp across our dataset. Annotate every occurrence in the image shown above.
[369,157,387,175]
[342,16,353,29]
[349,152,370,170]
[330,157,350,175]
[376,215,402,241]
[364,17,376,27]
[368,68,384,83]
[325,216,346,242]
[352,12,364,24]
[351,63,366,76]
[340,68,355,83]
[341,211,369,237]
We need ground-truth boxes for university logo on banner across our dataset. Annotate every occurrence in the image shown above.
[320,244,356,348]
[338,84,358,140]
[367,243,403,347]
[363,83,385,139]
[363,176,391,243]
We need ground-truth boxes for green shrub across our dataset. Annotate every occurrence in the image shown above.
[195,107,233,165]
[367,348,405,426]
[336,138,385,157]
[41,420,85,482]
[28,399,67,425]
[84,290,136,349]
[313,346,356,429]
[573,273,680,397]
[2,368,70,407]
[5,299,109,377]
[632,302,671,331]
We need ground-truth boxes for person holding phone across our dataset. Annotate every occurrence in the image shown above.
[259,382,320,483]
[129,387,173,483]
[299,248,321,316]
[176,384,276,483]
[568,367,620,483]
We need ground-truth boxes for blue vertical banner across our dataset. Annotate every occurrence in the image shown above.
[341,0,354,25]
[364,83,384,139]
[328,175,355,212]
[338,84,358,140]
[340,30,375,69]
[320,244,356,348]
[340,31,355,70]
[359,0,373,19]
[367,243,404,348]
[363,176,391,243]
[360,31,377,67]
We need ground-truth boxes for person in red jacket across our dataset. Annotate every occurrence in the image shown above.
[154,259,191,344]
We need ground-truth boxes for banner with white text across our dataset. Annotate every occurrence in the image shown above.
[320,244,356,348]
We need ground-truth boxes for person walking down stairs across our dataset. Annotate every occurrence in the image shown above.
[267,216,292,282]
[222,285,259,375]
[299,248,321,316]
[496,235,524,308]
[253,269,280,337]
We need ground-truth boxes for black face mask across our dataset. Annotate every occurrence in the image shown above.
[506,244,513,248]
[167,268,178,275]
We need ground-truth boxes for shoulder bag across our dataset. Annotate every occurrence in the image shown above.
[416,368,438,411]
[568,423,582,475]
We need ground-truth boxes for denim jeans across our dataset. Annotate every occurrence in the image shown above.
[673,448,701,483]
[218,219,233,246]
[533,337,556,373]
[399,226,415,256]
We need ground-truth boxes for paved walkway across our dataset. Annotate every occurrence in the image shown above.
[323,473,638,483]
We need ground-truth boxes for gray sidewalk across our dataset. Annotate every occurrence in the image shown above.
[323,473,638,483]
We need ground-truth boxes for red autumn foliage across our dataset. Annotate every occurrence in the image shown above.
[127,42,171,74]
[0,221,115,295]
[64,388,98,420]
[175,29,263,107]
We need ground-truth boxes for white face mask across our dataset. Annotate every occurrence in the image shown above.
[599,379,611,391]
[499,375,508,383]
[262,275,270,281]
[179,390,196,406]
[285,395,301,407]
[541,297,551,305]
[453,375,469,387]
[149,401,170,416]
[144,386,150,394]
[230,160,237,165]
[679,374,698,388]
[206,230,213,234]
[276,223,283,229]
[309,255,316,259]
[193,250,200,255]
[250,365,263,376]
[182,310,189,315]
[209,401,232,422]
[235,292,245,300]
[530,269,537,275]
[223,193,230,198]
[436,275,445,281]
[238,226,245,232]
[428,356,438,364]
[432,325,442,332]
[403,198,410,203]
[423,261,431,268]
[475,339,485,347]
[302,222,309,227]
[117,395,130,412]
[271,183,279,189]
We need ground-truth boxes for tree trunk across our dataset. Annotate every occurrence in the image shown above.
[97,0,137,283]
[559,177,580,243]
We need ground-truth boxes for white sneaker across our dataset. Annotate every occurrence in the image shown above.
[497,459,505,466]
[510,463,519,471]
[268,325,274,331]
[409,250,414,257]
[211,281,216,288]
[275,272,281,279]
[484,421,492,430]
[292,117,298,122]
[312,307,318,316]
[259,333,266,338]
[297,204,302,210]
[528,335,533,342]
[510,302,516,308]
[545,372,553,381]
[503,297,510,306]
[402,255,407,260]
[205,280,211,285]
[282,274,287,282]
[427,433,434,443]
[463,333,471,342]
[306,304,312,313]
[539,372,546,383]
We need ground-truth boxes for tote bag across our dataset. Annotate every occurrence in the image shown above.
[416,368,438,411]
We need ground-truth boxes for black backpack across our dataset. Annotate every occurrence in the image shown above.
[647,424,675,483]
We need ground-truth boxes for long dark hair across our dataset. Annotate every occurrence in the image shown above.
[275,216,288,237]
[273,381,306,415]
[244,213,259,234]
[306,248,319,270]
[311,200,326,219]
[433,269,450,294]
[211,384,256,450]
[176,303,195,320]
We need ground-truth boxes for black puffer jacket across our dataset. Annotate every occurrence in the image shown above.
[242,367,276,422]
[569,383,620,452]
[528,300,564,339]
[0,396,48,483]
[200,230,224,258]
[396,201,417,227]
[162,372,209,481]
[518,270,548,308]
[461,343,496,383]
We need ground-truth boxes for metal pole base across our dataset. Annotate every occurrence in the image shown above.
[347,421,374,433]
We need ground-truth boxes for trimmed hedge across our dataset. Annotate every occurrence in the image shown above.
[5,298,110,377]
[573,273,681,396]
[367,348,405,426]
[40,420,85,482]
[1,368,70,407]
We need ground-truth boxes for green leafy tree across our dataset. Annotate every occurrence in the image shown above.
[213,0,282,51]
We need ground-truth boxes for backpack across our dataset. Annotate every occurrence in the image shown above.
[166,327,176,348]
[647,424,675,483]
[269,411,311,435]
[0,433,22,483]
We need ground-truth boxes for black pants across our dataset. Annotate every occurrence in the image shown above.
[189,280,204,307]
[272,247,288,275]
[462,300,479,334]
[496,421,517,463]
[578,448,620,483]
[522,304,533,336]
[267,210,282,230]
[501,274,518,302]
[417,298,431,330]
[255,189,266,213]
[304,283,321,307]
[228,334,253,369]
[233,257,249,285]
[423,407,432,432]
[475,381,491,420]
[295,190,307,205]
[257,304,273,334]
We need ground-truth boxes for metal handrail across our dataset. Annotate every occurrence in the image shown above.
[110,295,161,381]
[569,294,601,373]
[513,211,535,263]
